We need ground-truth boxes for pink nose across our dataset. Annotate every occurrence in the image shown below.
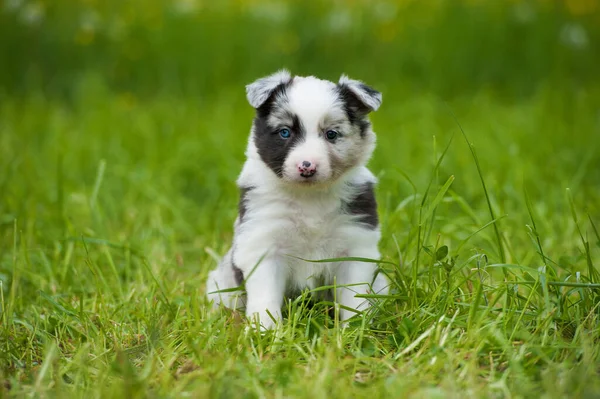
[298,161,317,177]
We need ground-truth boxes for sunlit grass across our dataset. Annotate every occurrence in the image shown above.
[1,0,599,396]
[1,0,599,97]
[0,74,599,396]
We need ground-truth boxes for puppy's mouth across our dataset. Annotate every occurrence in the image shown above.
[284,173,322,185]
[300,170,316,179]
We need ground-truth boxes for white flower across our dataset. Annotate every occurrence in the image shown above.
[513,2,536,24]
[172,0,199,15]
[328,8,352,32]
[4,0,24,12]
[373,2,398,23]
[19,1,44,25]
[80,9,101,33]
[249,3,290,23]
[560,23,589,50]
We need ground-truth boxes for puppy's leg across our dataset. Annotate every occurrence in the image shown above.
[372,269,390,295]
[334,261,379,323]
[243,257,286,330]
[206,249,246,310]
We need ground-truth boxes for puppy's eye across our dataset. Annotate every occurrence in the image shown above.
[325,130,338,141]
[279,128,291,139]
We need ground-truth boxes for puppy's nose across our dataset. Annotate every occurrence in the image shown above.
[298,161,317,177]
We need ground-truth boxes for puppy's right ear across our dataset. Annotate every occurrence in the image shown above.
[246,69,292,108]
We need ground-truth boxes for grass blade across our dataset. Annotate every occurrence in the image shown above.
[420,175,455,224]
[90,159,106,211]
[449,107,506,263]
[289,255,397,267]
[413,135,455,304]
[567,188,599,283]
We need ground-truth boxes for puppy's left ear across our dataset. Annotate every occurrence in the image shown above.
[338,75,382,115]
[246,69,293,108]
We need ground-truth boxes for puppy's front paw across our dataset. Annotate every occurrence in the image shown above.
[246,305,282,331]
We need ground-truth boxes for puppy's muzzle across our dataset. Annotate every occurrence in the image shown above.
[298,161,317,178]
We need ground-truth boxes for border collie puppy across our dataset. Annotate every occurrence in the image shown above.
[206,70,388,329]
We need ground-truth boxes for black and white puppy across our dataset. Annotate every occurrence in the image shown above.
[206,70,388,329]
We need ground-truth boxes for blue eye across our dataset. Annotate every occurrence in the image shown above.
[279,128,291,139]
[326,130,338,140]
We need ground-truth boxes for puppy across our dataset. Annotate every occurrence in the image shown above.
[206,70,388,329]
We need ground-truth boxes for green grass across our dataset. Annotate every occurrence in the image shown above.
[1,0,600,397]
[1,76,599,398]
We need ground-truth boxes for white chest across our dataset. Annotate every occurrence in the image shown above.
[234,167,380,293]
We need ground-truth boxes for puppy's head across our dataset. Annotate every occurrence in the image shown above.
[246,70,381,185]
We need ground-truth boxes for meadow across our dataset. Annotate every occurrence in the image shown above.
[1,0,600,397]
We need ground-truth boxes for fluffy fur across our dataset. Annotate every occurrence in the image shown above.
[206,70,389,329]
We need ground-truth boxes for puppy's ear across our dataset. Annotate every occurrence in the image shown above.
[338,75,382,116]
[246,69,293,108]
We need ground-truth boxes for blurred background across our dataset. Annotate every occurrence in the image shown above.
[2,2,600,392]
[1,0,599,269]
[1,0,599,98]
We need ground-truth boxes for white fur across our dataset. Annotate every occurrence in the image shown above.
[339,75,382,111]
[246,69,292,108]
[281,77,341,183]
[206,72,388,329]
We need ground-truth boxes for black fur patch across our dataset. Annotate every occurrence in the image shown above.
[343,183,379,229]
[358,83,381,99]
[336,85,375,138]
[232,261,244,286]
[253,84,305,177]
[238,186,253,222]
[357,120,371,138]
[337,85,365,123]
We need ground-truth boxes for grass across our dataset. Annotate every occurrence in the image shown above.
[1,1,600,397]
[1,76,599,398]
